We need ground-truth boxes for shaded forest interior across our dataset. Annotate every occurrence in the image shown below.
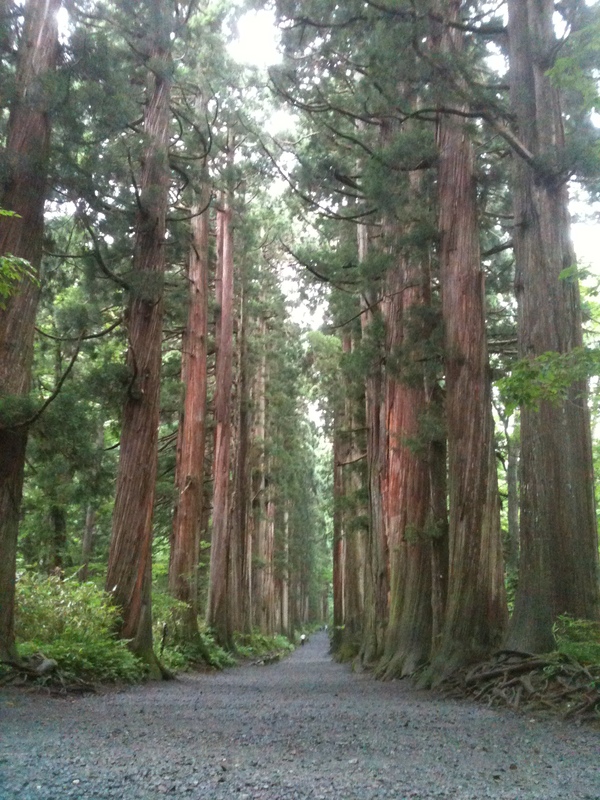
[1,0,600,698]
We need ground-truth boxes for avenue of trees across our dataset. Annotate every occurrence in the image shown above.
[0,0,599,684]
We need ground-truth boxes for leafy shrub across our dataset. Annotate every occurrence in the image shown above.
[553,614,600,665]
[152,589,235,670]
[233,630,294,659]
[14,573,145,682]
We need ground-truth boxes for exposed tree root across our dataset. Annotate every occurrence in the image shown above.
[1,652,96,694]
[437,650,600,725]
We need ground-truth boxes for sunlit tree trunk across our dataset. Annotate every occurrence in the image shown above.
[105,6,172,676]
[506,0,599,651]
[169,194,210,642]
[427,3,506,681]
[0,0,60,662]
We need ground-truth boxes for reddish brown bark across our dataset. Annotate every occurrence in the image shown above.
[380,253,433,679]
[105,17,172,675]
[207,196,235,647]
[0,0,60,662]
[505,0,599,651]
[428,4,506,680]
[168,196,210,640]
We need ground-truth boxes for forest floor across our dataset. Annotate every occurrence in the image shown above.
[0,632,598,800]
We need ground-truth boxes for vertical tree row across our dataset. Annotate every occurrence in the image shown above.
[505,0,599,652]
[0,0,330,668]
[274,0,599,678]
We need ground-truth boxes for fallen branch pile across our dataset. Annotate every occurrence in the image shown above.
[440,651,600,724]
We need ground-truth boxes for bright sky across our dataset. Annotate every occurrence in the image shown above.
[227,8,282,68]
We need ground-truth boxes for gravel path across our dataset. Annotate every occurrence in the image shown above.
[1,632,598,800]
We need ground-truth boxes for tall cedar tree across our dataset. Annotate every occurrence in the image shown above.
[105,0,173,675]
[379,180,438,679]
[358,224,389,666]
[229,251,252,635]
[251,315,268,632]
[169,192,210,642]
[0,0,60,662]
[428,1,506,680]
[337,330,367,659]
[207,191,235,647]
[505,0,600,651]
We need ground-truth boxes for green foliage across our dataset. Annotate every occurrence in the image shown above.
[0,254,37,308]
[553,614,600,666]
[233,630,294,659]
[151,590,235,670]
[0,209,38,307]
[14,573,145,682]
[498,346,600,415]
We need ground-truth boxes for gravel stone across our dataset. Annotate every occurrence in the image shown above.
[0,633,598,799]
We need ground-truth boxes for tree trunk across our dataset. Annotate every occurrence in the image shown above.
[281,507,290,637]
[505,0,600,651]
[251,324,268,632]
[264,479,276,635]
[169,194,210,643]
[78,504,96,583]
[379,250,433,679]
[0,0,60,663]
[358,224,389,666]
[427,1,507,681]
[49,505,67,572]
[335,331,366,661]
[207,194,235,648]
[331,411,345,653]
[229,262,252,635]
[105,12,172,676]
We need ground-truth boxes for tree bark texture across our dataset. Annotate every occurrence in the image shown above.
[358,224,389,666]
[169,196,210,641]
[105,19,172,673]
[251,324,268,632]
[506,0,599,652]
[336,331,366,660]
[331,412,346,653]
[229,269,252,635]
[207,196,235,647]
[379,252,433,679]
[428,1,506,680]
[0,0,60,662]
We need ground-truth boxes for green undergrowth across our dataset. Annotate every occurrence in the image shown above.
[4,573,306,685]
[10,572,145,683]
[233,630,295,660]
[152,591,235,672]
[553,614,600,666]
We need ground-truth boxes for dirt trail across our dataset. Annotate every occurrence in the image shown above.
[1,632,598,800]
